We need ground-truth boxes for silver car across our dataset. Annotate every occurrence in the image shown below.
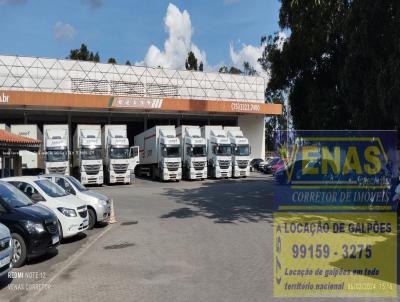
[0,223,12,280]
[43,175,111,230]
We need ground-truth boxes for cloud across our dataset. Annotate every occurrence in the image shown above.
[223,0,240,6]
[229,32,287,77]
[0,0,26,4]
[140,3,207,70]
[81,0,102,9]
[54,22,75,41]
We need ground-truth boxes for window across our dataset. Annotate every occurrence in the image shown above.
[216,145,232,156]
[1,182,34,208]
[81,148,102,160]
[66,176,87,192]
[110,147,129,159]
[233,145,250,156]
[161,146,181,158]
[34,179,68,198]
[55,177,76,195]
[187,145,206,157]
[45,149,68,162]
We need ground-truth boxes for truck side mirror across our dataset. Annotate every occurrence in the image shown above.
[249,146,252,155]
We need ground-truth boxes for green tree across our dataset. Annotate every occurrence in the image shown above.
[108,57,117,64]
[243,61,258,76]
[229,67,242,74]
[185,51,198,71]
[125,60,131,66]
[261,0,400,131]
[199,61,204,72]
[68,44,100,62]
[218,66,229,73]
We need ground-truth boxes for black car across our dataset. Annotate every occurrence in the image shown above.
[250,158,264,172]
[263,157,282,174]
[0,181,59,267]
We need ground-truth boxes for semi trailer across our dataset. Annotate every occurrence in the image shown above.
[201,126,232,178]
[73,125,103,185]
[224,126,250,177]
[176,125,207,180]
[43,124,70,175]
[134,126,182,181]
[102,124,131,184]
[10,124,44,175]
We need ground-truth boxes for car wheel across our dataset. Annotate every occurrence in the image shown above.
[11,233,27,268]
[58,220,63,242]
[88,208,96,230]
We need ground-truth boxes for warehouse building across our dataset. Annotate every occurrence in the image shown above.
[0,55,281,159]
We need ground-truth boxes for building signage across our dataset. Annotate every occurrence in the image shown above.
[0,92,9,103]
[110,97,163,109]
[231,102,261,113]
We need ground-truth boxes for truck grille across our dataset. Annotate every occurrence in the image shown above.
[237,160,248,169]
[0,238,10,252]
[48,166,67,174]
[218,160,230,169]
[45,220,58,234]
[166,162,179,172]
[193,161,206,170]
[84,164,101,175]
[112,163,128,174]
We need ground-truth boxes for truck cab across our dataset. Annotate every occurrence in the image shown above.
[44,125,70,175]
[177,126,207,180]
[158,129,182,181]
[225,127,251,177]
[202,126,232,178]
[102,125,130,184]
[74,126,103,185]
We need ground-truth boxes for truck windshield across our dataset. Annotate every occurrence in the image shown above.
[217,145,232,156]
[162,146,181,158]
[34,179,68,198]
[46,149,68,162]
[66,176,88,192]
[81,148,102,160]
[191,146,206,157]
[110,147,129,159]
[234,145,250,156]
[0,182,33,208]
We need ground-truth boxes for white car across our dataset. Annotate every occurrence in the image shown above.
[3,176,89,240]
[43,174,111,229]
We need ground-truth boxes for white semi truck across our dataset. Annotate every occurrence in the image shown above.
[224,126,251,177]
[73,125,103,185]
[134,126,182,181]
[201,126,232,178]
[43,124,70,175]
[102,124,131,184]
[176,125,207,180]
[10,124,44,174]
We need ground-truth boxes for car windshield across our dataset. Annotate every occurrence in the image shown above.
[217,145,232,156]
[0,182,33,208]
[110,147,129,159]
[81,147,102,160]
[34,179,68,198]
[191,146,206,157]
[162,146,181,158]
[234,145,250,156]
[66,176,87,192]
[46,149,68,162]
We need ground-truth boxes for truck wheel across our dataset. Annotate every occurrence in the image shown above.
[11,233,27,268]
[88,208,96,230]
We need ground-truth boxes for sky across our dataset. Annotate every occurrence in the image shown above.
[0,0,282,74]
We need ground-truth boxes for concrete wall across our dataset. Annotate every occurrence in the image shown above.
[238,115,265,160]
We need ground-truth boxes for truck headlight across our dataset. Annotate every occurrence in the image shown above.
[24,221,45,233]
[57,207,77,217]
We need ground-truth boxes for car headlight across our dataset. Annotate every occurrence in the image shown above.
[57,207,77,217]
[99,199,107,206]
[24,221,45,233]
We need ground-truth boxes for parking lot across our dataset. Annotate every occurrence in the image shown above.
[0,173,274,302]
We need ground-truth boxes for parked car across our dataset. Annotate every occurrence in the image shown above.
[271,159,286,175]
[0,180,59,268]
[250,158,264,172]
[3,176,88,241]
[0,223,12,278]
[43,174,111,229]
[262,157,281,174]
